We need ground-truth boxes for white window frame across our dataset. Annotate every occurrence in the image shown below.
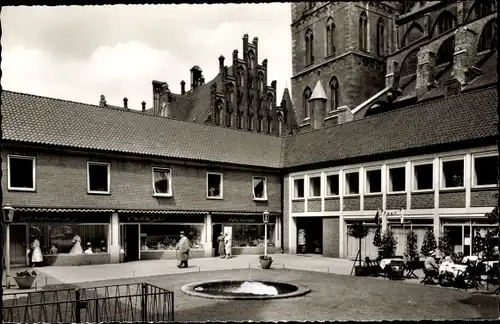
[325,172,340,197]
[364,167,382,195]
[293,176,305,200]
[472,152,498,188]
[87,161,111,195]
[152,167,173,197]
[252,176,268,201]
[7,155,36,192]
[207,172,224,199]
[387,163,406,194]
[440,155,465,190]
[412,160,434,193]
[308,174,322,198]
[344,169,360,196]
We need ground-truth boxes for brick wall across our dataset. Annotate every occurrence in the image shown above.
[324,197,340,211]
[439,190,466,208]
[292,200,305,213]
[364,195,382,210]
[343,196,360,211]
[386,194,407,209]
[308,199,322,212]
[411,192,434,209]
[471,188,497,207]
[323,217,339,258]
[2,148,281,212]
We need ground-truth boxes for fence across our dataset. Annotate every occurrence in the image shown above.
[3,282,174,323]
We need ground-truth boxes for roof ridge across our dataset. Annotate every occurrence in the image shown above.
[290,85,497,137]
[2,89,281,140]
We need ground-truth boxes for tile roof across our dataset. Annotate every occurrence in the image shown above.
[187,75,220,123]
[2,91,284,168]
[283,87,498,169]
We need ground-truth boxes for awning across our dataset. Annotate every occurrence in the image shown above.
[211,211,281,216]
[117,210,207,215]
[13,207,114,213]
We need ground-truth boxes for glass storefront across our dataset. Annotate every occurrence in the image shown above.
[443,223,497,256]
[231,224,276,247]
[140,224,204,251]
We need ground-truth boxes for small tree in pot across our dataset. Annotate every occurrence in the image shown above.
[405,230,419,261]
[438,228,453,257]
[380,229,398,259]
[420,228,437,257]
[348,222,369,276]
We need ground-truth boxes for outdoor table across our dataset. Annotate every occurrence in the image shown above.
[484,261,498,272]
[462,255,479,264]
[439,262,467,278]
[379,258,401,269]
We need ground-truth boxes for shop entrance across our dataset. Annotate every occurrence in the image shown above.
[296,217,323,254]
[10,224,28,266]
[212,224,223,257]
[122,224,139,262]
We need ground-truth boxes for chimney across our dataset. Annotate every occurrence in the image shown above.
[190,65,203,90]
[219,55,225,73]
[416,49,437,97]
[141,101,146,112]
[123,97,128,109]
[243,34,249,61]
[252,37,259,66]
[180,80,186,95]
[232,50,238,76]
[99,95,107,107]
[308,80,327,130]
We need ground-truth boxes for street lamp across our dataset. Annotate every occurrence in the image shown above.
[263,210,269,257]
[3,204,15,289]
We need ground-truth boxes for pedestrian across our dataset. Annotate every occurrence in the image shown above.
[224,233,232,259]
[217,232,225,258]
[31,238,43,267]
[176,231,190,268]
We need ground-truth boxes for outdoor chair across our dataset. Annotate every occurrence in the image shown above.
[405,260,419,279]
[364,257,381,277]
[386,260,405,280]
[464,262,485,290]
[421,268,438,285]
[485,262,499,294]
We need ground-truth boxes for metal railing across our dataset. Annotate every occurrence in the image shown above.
[3,282,174,323]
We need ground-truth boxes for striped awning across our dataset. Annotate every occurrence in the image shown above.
[13,207,114,213]
[117,209,207,215]
[211,211,281,216]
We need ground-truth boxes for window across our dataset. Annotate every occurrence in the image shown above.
[326,18,335,56]
[305,29,314,65]
[400,49,419,78]
[248,50,255,70]
[466,0,496,23]
[253,176,267,200]
[238,66,245,87]
[152,168,172,197]
[329,77,339,111]
[366,169,381,194]
[141,224,204,251]
[214,100,223,125]
[389,166,406,193]
[293,178,305,199]
[359,12,368,51]
[442,158,464,188]
[326,173,339,196]
[309,175,321,198]
[8,155,35,191]
[207,172,223,199]
[434,11,455,36]
[436,36,455,66]
[231,224,275,247]
[377,18,385,56]
[258,73,265,93]
[87,162,110,194]
[267,93,274,109]
[413,162,433,191]
[473,154,498,187]
[345,171,359,195]
[277,112,283,136]
[227,83,235,103]
[303,87,312,119]
[402,23,424,47]
[478,19,497,52]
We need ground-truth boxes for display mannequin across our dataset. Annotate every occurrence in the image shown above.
[69,234,83,254]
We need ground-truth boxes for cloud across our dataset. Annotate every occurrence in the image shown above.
[2,4,292,110]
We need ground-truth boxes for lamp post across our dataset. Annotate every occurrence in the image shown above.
[263,210,269,257]
[3,204,15,289]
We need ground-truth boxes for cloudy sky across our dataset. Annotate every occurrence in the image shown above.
[2,4,292,110]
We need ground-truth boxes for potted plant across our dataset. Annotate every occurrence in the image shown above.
[348,222,369,276]
[259,255,273,269]
[14,269,37,289]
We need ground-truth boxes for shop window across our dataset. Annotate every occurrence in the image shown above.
[253,176,267,200]
[414,163,433,191]
[8,155,35,191]
[309,176,321,198]
[389,166,406,192]
[442,159,464,188]
[366,169,382,193]
[207,172,223,199]
[87,162,110,194]
[345,172,359,195]
[232,224,275,248]
[294,178,305,199]
[140,224,203,251]
[474,155,498,186]
[30,223,109,254]
[152,167,172,197]
[326,174,339,196]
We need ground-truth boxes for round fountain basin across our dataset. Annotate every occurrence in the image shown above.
[181,280,310,300]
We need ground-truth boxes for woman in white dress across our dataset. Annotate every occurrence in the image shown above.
[224,234,232,259]
[31,239,43,266]
[69,234,83,254]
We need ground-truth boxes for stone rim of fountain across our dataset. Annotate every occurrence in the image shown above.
[181,280,311,300]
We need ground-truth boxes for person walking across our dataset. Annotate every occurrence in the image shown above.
[224,233,232,259]
[217,232,225,258]
[176,231,190,268]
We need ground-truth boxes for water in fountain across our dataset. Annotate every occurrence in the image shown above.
[230,281,279,296]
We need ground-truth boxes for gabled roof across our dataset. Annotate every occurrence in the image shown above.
[283,87,498,169]
[2,91,284,169]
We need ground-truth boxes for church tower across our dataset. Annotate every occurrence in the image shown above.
[290,2,401,130]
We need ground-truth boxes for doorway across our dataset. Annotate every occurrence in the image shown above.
[10,224,28,266]
[296,217,323,254]
[212,224,223,257]
[122,224,139,262]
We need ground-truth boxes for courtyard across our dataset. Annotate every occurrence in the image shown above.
[3,255,499,321]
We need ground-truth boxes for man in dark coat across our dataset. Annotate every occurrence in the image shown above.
[176,231,190,268]
[217,232,225,258]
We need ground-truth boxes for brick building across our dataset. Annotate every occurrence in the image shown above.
[2,1,498,266]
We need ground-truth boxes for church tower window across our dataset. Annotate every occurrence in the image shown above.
[359,12,368,51]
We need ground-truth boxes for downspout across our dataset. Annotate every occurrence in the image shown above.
[280,168,285,253]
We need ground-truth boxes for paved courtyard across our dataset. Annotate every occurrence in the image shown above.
[3,254,499,320]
